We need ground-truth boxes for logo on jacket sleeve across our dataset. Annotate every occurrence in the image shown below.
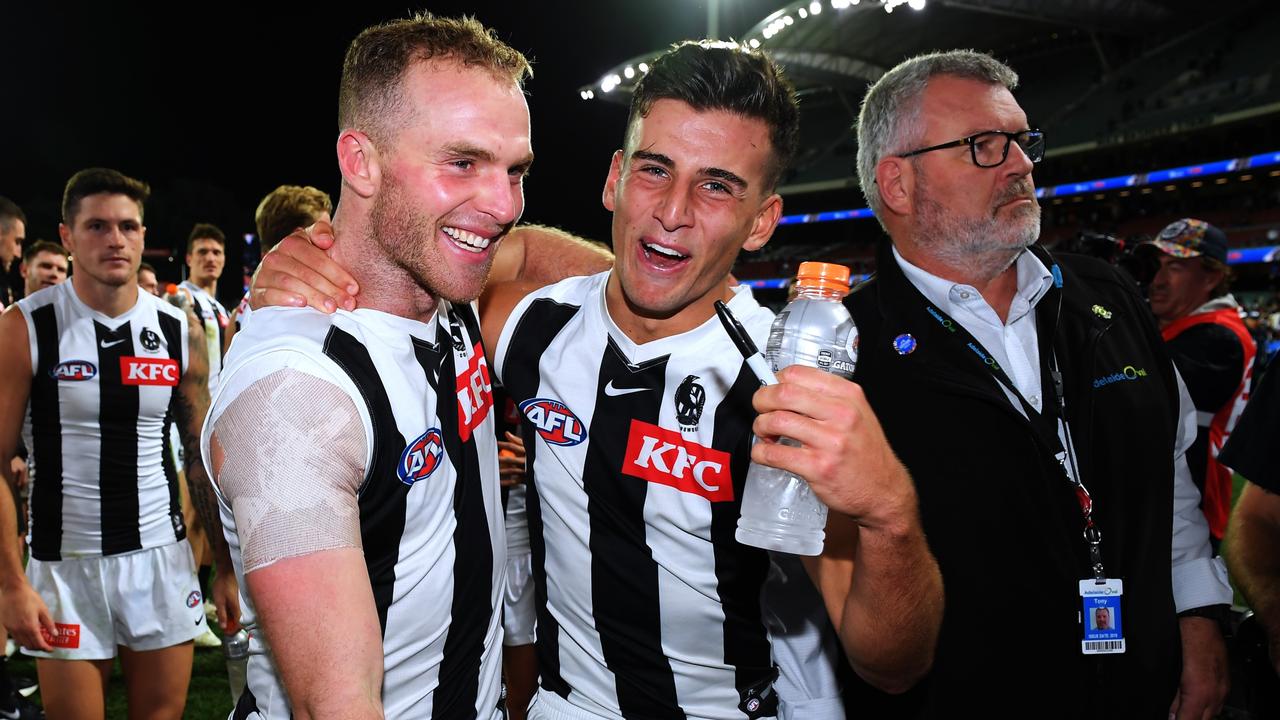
[121,357,180,386]
[51,360,97,382]
[520,398,586,446]
[623,420,733,501]
[398,428,444,486]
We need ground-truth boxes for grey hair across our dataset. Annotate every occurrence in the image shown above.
[855,50,1019,229]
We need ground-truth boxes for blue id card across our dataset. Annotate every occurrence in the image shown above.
[1079,578,1125,654]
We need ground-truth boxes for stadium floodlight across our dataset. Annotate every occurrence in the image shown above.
[831,0,848,8]
[624,66,635,79]
[638,62,649,73]
[810,1,822,13]
[601,73,621,93]
[783,15,793,25]
[909,0,927,9]
[749,38,761,48]
[799,8,808,18]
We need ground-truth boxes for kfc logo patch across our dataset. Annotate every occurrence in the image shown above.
[455,342,493,441]
[520,398,586,446]
[120,357,180,386]
[42,623,81,650]
[622,420,733,501]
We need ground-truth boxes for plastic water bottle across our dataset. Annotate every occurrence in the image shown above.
[736,262,858,556]
[224,629,250,702]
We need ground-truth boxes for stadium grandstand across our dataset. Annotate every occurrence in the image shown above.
[582,0,1280,354]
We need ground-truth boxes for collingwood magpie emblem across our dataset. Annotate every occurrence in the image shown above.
[140,328,161,352]
[675,375,706,431]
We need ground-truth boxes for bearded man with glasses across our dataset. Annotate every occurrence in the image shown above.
[844,50,1231,719]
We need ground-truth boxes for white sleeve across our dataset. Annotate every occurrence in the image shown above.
[1169,368,1233,611]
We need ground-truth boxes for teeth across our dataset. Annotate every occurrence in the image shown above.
[644,242,685,259]
[442,226,491,253]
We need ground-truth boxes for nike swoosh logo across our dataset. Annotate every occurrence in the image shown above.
[100,338,125,349]
[0,707,20,719]
[603,380,648,397]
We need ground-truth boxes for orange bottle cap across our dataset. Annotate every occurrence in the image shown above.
[795,262,851,293]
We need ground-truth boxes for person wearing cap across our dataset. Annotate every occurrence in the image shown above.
[1142,218,1257,550]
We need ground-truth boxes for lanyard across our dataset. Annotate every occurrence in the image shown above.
[917,268,1108,582]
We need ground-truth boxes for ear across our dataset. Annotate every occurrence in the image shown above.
[337,129,380,199]
[58,223,72,251]
[742,192,783,253]
[875,156,914,217]
[602,150,624,213]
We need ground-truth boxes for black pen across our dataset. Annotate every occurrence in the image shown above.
[714,300,778,386]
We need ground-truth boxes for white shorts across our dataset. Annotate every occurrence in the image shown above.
[23,540,207,660]
[503,550,535,647]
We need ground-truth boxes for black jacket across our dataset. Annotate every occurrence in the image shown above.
[843,242,1183,718]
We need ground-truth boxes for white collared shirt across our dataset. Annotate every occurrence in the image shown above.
[892,246,1232,612]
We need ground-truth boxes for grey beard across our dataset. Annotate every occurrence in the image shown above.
[914,199,1041,285]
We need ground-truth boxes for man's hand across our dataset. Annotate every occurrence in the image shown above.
[250,221,357,313]
[1169,616,1229,720]
[750,365,916,531]
[0,581,55,653]
[211,567,241,634]
[752,365,942,692]
[499,431,527,488]
[7,457,27,491]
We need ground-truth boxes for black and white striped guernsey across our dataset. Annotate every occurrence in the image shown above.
[206,303,504,720]
[494,272,797,720]
[179,280,228,396]
[18,282,188,561]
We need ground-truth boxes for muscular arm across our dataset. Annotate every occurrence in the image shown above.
[488,224,614,286]
[0,308,54,651]
[209,370,379,718]
[752,366,942,692]
[1227,482,1280,674]
[176,306,240,629]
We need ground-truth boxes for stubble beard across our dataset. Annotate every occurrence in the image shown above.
[368,175,496,306]
[913,171,1042,284]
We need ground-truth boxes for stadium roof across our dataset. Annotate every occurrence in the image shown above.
[578,0,1271,193]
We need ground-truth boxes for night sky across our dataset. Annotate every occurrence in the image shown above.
[3,0,786,295]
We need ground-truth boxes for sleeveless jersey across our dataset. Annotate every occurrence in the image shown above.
[205,303,504,720]
[495,272,815,720]
[18,282,188,560]
[179,280,229,396]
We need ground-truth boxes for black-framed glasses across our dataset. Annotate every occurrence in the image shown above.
[898,129,1045,168]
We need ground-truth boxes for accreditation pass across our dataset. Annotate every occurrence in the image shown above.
[1079,579,1125,654]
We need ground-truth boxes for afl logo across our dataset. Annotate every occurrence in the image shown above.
[186,591,202,608]
[398,428,444,486]
[51,360,97,382]
[519,398,586,446]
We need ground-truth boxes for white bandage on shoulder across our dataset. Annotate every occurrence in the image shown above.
[210,368,366,574]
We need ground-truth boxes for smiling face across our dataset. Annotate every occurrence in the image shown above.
[369,59,533,305]
[899,75,1041,277]
[602,99,780,340]
[59,192,145,290]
